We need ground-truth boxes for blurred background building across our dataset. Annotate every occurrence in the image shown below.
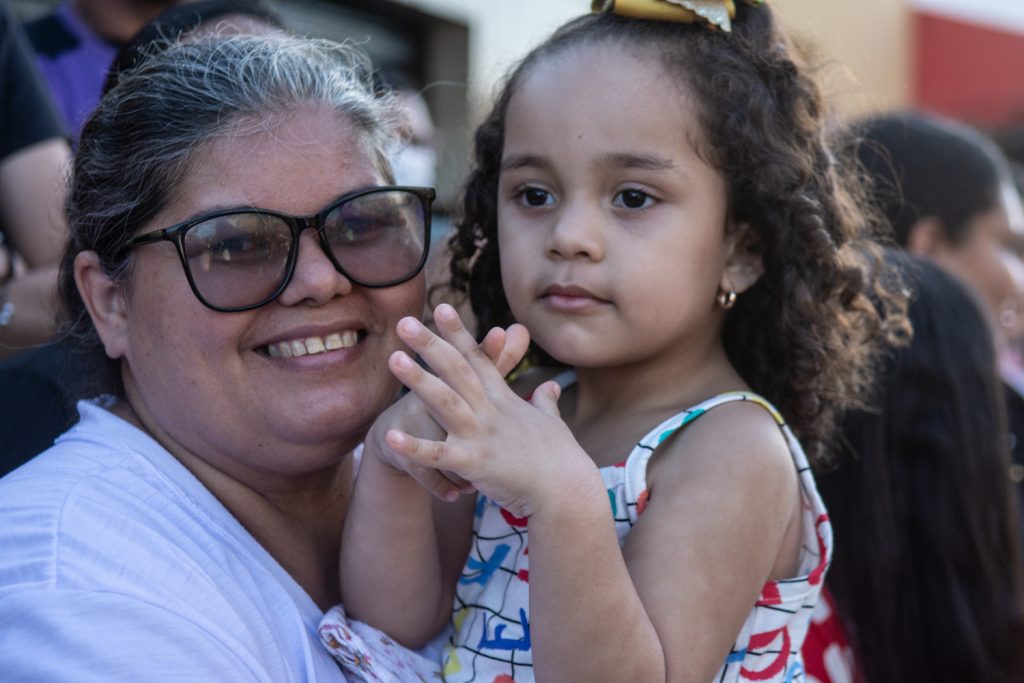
[10,0,1024,211]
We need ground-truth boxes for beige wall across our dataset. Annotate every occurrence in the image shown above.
[392,0,581,118]
[398,0,912,120]
[772,0,911,116]
[391,0,913,200]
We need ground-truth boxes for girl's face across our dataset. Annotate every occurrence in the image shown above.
[497,42,755,372]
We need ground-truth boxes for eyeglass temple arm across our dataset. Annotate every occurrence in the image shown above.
[125,228,176,248]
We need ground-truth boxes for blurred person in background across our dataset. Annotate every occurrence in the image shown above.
[102,0,284,94]
[803,253,1024,683]
[23,0,180,143]
[0,2,69,359]
[852,110,1024,514]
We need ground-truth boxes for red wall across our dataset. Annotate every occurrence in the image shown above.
[914,11,1024,126]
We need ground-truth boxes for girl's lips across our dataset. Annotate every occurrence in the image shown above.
[541,284,610,311]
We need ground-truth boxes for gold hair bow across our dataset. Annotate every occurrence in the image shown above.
[592,0,763,32]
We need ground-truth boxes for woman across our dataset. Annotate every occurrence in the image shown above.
[0,34,468,680]
[803,254,1024,682]
[852,110,1024,529]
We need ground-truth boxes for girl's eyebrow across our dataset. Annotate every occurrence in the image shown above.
[598,152,676,170]
[500,154,550,172]
[500,152,677,173]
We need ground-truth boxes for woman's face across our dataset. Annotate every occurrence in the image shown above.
[107,106,424,482]
[939,179,1024,345]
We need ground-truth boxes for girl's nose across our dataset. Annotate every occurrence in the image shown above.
[276,229,352,306]
[546,200,606,262]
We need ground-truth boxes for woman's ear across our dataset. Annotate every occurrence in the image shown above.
[74,251,130,359]
[906,216,948,256]
[721,222,764,295]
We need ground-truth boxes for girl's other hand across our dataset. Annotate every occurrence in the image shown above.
[387,304,595,518]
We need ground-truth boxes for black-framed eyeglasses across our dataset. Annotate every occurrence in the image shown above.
[124,186,434,312]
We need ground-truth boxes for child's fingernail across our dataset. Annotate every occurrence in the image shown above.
[393,352,413,370]
[400,317,422,335]
[436,304,455,322]
[445,490,459,502]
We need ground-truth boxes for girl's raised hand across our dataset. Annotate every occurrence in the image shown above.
[387,304,594,518]
[362,312,530,502]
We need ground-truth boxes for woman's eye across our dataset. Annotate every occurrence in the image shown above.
[614,189,654,210]
[518,187,553,208]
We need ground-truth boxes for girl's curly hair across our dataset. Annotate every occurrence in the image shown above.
[446,5,908,464]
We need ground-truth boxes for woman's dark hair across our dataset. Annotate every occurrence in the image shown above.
[447,5,906,463]
[102,0,285,95]
[820,252,1024,682]
[854,111,1012,246]
[60,34,406,400]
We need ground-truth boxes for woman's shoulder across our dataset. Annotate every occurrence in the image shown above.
[0,403,235,595]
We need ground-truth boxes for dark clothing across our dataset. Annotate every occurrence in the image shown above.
[0,3,65,159]
[1003,383,1024,533]
[23,1,117,141]
[0,7,70,475]
[0,343,78,476]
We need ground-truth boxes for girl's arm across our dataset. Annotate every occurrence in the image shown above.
[339,321,529,647]
[528,404,800,682]
[388,305,801,681]
[339,434,475,647]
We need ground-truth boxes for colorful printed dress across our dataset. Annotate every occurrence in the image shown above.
[443,389,832,683]
[320,388,833,683]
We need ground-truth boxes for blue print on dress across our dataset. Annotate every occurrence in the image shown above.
[459,543,511,585]
[478,608,531,652]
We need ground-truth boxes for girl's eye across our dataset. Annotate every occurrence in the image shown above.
[613,189,654,210]
[518,187,554,208]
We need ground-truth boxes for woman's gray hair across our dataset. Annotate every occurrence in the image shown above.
[59,34,408,400]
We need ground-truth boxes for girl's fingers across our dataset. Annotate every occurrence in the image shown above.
[383,430,464,501]
[386,428,471,480]
[480,325,529,378]
[432,304,509,384]
[479,327,506,368]
[389,350,471,432]
[412,465,464,502]
[396,315,488,404]
[529,380,562,417]
[439,469,476,493]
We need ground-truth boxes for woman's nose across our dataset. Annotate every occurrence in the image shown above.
[546,200,606,261]
[276,229,352,306]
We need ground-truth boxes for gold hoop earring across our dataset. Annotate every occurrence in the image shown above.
[717,289,737,309]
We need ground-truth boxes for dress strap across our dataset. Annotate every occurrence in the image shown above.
[622,391,802,519]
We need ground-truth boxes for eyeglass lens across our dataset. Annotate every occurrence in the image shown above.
[181,189,427,310]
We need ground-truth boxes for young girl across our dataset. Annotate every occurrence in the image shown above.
[322,2,902,681]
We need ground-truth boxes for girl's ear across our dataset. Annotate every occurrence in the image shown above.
[74,251,130,360]
[721,222,764,295]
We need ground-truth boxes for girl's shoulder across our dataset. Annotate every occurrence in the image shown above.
[644,391,802,509]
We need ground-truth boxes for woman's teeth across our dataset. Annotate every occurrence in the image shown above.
[266,331,358,358]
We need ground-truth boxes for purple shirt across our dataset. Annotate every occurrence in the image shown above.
[30,2,117,140]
